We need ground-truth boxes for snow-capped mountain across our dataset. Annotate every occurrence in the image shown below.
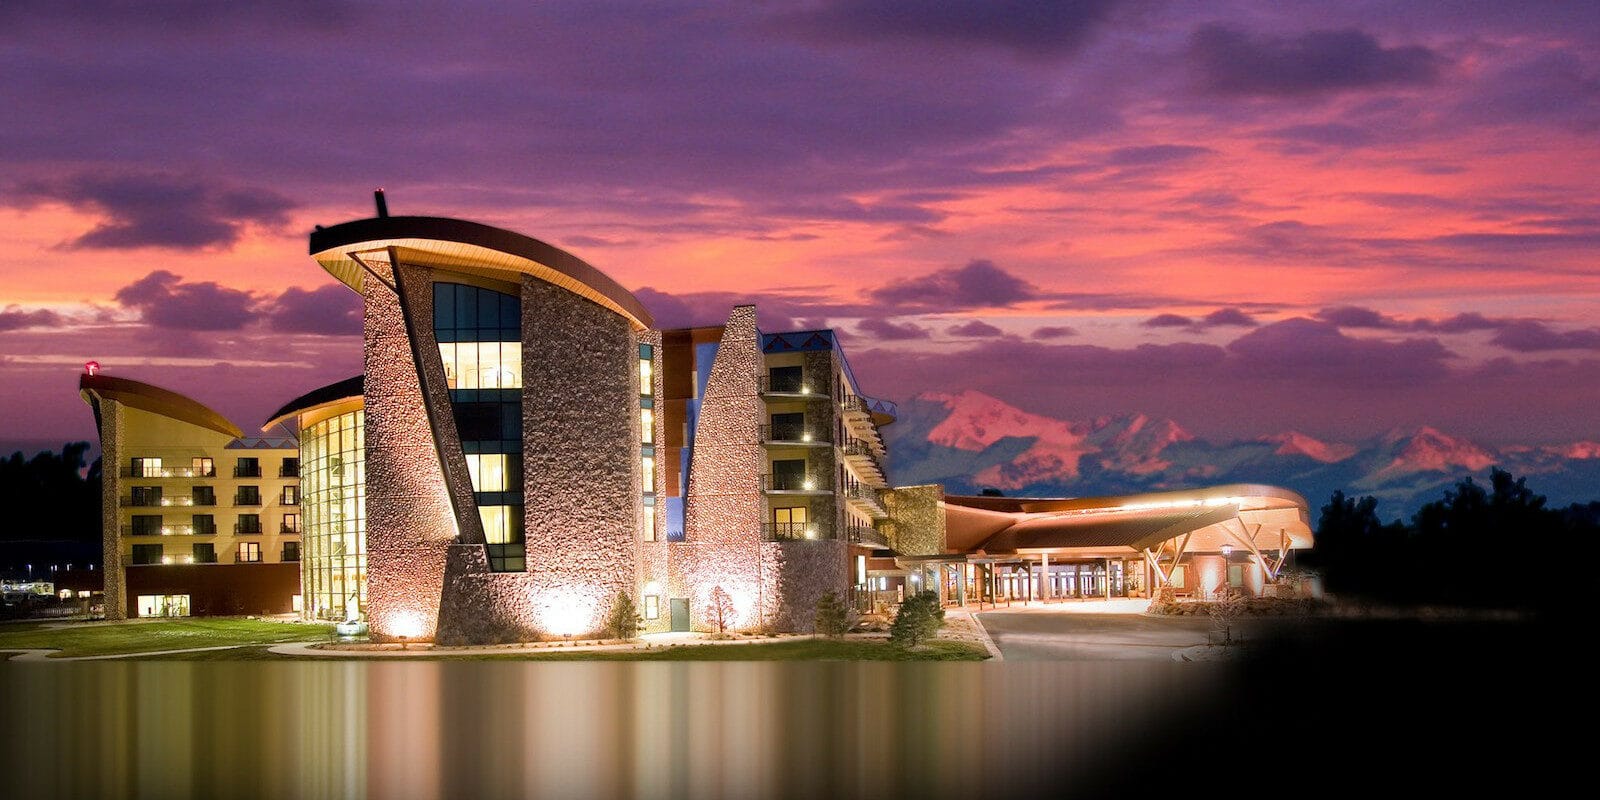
[884,390,1600,520]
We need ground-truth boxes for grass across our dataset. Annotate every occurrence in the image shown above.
[132,637,991,662]
[0,617,335,659]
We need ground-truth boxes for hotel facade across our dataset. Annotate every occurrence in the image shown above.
[84,205,1315,640]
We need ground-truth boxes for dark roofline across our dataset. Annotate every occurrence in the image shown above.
[309,215,653,328]
[78,374,243,439]
[262,375,364,431]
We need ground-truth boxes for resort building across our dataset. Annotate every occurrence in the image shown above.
[79,198,1317,637]
[78,373,302,619]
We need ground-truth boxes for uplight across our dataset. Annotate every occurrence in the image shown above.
[161,556,174,565]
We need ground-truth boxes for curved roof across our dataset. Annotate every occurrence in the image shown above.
[945,483,1310,515]
[309,215,654,330]
[78,374,243,439]
[263,375,364,431]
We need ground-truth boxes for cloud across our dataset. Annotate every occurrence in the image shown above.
[0,307,63,332]
[114,270,260,330]
[1262,123,1377,149]
[1143,308,1258,330]
[10,173,296,250]
[946,320,1004,338]
[869,259,1038,311]
[268,285,362,336]
[1316,306,1513,334]
[1106,144,1214,166]
[1226,318,1453,383]
[1488,320,1600,352]
[792,0,1123,58]
[1190,25,1441,97]
[856,317,931,341]
[1031,325,1077,339]
[1143,313,1194,328]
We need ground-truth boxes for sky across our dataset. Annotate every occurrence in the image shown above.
[2,0,1598,453]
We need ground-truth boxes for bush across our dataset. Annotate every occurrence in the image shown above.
[889,590,944,648]
[606,591,642,640]
[814,591,849,637]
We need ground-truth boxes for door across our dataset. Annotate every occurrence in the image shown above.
[669,598,690,632]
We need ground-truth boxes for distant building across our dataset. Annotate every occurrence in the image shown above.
[78,375,301,618]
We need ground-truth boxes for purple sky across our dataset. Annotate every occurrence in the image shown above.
[2,1,1598,453]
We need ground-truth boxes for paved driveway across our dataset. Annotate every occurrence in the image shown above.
[977,610,1225,661]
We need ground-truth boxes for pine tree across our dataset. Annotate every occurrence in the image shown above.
[607,590,642,640]
[814,591,848,636]
[889,591,944,648]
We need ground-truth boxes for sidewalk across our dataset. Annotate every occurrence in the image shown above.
[267,631,825,658]
[939,608,1003,661]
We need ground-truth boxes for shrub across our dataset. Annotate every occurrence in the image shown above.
[889,590,944,648]
[814,591,849,637]
[607,590,642,640]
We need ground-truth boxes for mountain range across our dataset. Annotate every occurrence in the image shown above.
[884,390,1600,520]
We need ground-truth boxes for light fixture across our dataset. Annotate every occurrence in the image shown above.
[1221,544,1233,557]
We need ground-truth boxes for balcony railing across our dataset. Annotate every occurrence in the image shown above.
[841,438,885,475]
[233,494,263,506]
[848,525,890,548]
[761,473,827,492]
[840,395,869,415]
[760,423,830,444]
[234,464,261,478]
[123,495,204,507]
[234,522,263,535]
[280,524,301,534]
[763,522,835,541]
[121,523,216,536]
[122,466,216,478]
[759,374,826,396]
[281,550,301,562]
[844,484,888,518]
[234,554,263,564]
[279,464,300,478]
[193,554,218,564]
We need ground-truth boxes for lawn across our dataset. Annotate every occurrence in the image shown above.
[0,618,335,659]
[133,637,991,662]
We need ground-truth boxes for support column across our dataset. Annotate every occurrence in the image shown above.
[956,563,966,607]
[1104,558,1112,599]
[1041,553,1050,602]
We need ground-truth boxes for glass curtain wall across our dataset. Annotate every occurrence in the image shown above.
[434,282,525,572]
[301,409,366,621]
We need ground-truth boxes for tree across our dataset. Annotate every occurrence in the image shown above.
[706,586,735,635]
[814,591,849,637]
[1209,585,1247,646]
[889,590,944,648]
[606,590,642,640]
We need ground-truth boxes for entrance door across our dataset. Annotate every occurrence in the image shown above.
[669,598,690,632]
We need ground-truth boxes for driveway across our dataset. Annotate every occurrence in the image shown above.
[977,609,1225,661]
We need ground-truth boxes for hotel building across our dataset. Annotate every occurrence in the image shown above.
[82,201,1315,636]
[79,373,302,619]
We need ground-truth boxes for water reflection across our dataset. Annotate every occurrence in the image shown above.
[1,662,1221,799]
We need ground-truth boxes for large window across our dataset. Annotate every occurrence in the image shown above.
[136,594,190,618]
[132,543,163,565]
[237,542,261,563]
[435,282,525,573]
[192,543,216,564]
[301,409,367,622]
[130,515,162,536]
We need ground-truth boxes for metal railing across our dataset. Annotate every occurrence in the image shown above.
[280,524,301,534]
[121,523,216,536]
[281,550,301,562]
[841,438,885,474]
[761,473,826,492]
[279,464,300,478]
[845,484,885,508]
[763,522,835,541]
[234,464,261,478]
[848,525,890,548]
[760,423,829,444]
[234,522,263,535]
[759,374,825,395]
[122,466,216,478]
[233,494,262,506]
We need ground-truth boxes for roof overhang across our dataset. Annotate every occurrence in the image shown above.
[78,374,243,439]
[310,216,654,330]
[263,375,364,431]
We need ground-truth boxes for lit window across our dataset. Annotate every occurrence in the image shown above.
[466,453,512,492]
[641,455,654,492]
[237,542,261,563]
[640,408,653,444]
[644,595,659,620]
[642,501,656,542]
[437,341,522,389]
[639,356,653,392]
[1171,565,1187,589]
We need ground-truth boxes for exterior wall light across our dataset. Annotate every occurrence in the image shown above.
[161,556,174,565]
[802,478,816,490]
[1221,544,1233,556]
[801,432,813,442]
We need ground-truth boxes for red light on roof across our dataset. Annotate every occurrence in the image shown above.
[84,361,100,376]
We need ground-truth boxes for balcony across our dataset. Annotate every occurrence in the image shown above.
[279,464,300,478]
[760,423,830,446]
[763,522,835,541]
[121,496,197,508]
[121,466,216,478]
[281,550,301,562]
[847,525,890,549]
[761,473,829,493]
[844,484,889,520]
[840,437,887,483]
[191,495,217,506]
[759,374,827,397]
[280,524,301,534]
[233,494,263,507]
[234,464,261,478]
[234,522,263,535]
[120,523,216,536]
